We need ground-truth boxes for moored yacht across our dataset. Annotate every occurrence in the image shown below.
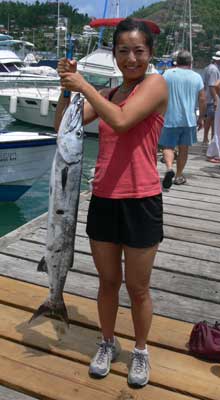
[0,131,56,202]
[0,49,59,88]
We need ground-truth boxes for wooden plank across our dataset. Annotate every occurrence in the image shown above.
[162,184,220,197]
[1,241,220,304]
[0,341,121,400]
[159,237,220,262]
[0,385,38,400]
[164,225,220,247]
[38,206,220,236]
[163,213,220,233]
[163,189,220,204]
[3,229,220,282]
[0,276,208,354]
[0,314,218,400]
[164,166,220,179]
[0,250,220,323]
[32,221,220,251]
[9,230,220,266]
[0,338,201,400]
[164,203,220,222]
[12,223,220,280]
[78,209,220,239]
[163,175,220,191]
[163,195,220,213]
[0,276,193,353]
[155,252,220,280]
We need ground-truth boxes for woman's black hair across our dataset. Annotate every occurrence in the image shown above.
[112,18,153,56]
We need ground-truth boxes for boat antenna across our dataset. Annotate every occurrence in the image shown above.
[98,0,109,47]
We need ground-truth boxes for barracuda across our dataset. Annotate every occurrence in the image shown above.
[30,92,84,326]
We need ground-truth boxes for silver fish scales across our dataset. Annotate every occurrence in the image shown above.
[30,92,84,325]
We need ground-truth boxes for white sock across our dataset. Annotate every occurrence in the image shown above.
[134,346,148,355]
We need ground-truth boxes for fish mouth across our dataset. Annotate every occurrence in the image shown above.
[67,153,82,165]
[71,158,81,165]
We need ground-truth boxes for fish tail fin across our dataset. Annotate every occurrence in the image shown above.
[29,299,69,327]
[37,256,48,273]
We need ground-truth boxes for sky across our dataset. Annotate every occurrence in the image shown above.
[24,0,164,18]
[70,0,162,18]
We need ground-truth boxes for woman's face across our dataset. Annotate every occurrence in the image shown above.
[114,30,152,82]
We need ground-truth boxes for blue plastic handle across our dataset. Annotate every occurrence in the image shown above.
[64,33,74,98]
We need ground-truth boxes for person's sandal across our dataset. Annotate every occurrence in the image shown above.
[162,169,175,189]
[174,176,186,185]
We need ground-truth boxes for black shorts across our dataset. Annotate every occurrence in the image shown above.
[86,194,163,248]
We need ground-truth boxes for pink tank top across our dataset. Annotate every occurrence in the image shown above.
[92,87,164,199]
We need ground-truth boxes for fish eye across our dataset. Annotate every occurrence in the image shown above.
[76,130,82,138]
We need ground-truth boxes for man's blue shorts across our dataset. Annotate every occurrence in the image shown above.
[159,126,197,148]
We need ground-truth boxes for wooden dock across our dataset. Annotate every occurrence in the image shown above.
[0,141,220,400]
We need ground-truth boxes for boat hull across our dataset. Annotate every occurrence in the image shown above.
[0,90,99,135]
[0,184,32,202]
[0,132,56,201]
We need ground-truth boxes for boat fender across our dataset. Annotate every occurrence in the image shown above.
[9,95,17,114]
[40,96,49,116]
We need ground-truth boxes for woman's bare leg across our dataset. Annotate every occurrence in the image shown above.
[90,239,123,340]
[124,244,158,349]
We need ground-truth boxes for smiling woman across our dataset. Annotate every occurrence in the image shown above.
[55,17,168,389]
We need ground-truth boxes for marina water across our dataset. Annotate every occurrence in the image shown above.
[0,105,98,237]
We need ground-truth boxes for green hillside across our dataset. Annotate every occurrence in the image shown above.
[132,0,220,67]
[0,1,90,53]
[0,0,219,66]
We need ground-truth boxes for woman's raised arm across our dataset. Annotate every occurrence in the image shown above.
[60,71,168,133]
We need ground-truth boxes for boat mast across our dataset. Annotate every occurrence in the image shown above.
[98,0,109,47]
[57,0,60,58]
[189,0,192,56]
[116,0,120,18]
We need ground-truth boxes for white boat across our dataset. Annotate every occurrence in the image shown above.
[0,46,158,134]
[0,47,123,134]
[0,131,56,202]
[0,49,59,88]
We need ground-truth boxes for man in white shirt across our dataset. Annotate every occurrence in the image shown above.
[203,51,220,144]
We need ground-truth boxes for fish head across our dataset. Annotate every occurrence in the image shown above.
[57,93,84,164]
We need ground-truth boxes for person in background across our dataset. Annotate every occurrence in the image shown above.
[203,52,220,145]
[206,79,220,163]
[159,50,206,188]
[55,18,168,388]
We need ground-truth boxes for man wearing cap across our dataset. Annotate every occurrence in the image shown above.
[203,51,220,144]
[159,50,206,189]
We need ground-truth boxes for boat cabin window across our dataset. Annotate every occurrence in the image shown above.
[0,64,8,72]
[82,72,112,89]
[4,63,19,72]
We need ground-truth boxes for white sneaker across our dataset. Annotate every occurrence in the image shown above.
[89,341,117,378]
[128,351,150,387]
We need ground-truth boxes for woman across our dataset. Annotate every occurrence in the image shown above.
[206,79,220,163]
[56,18,168,388]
